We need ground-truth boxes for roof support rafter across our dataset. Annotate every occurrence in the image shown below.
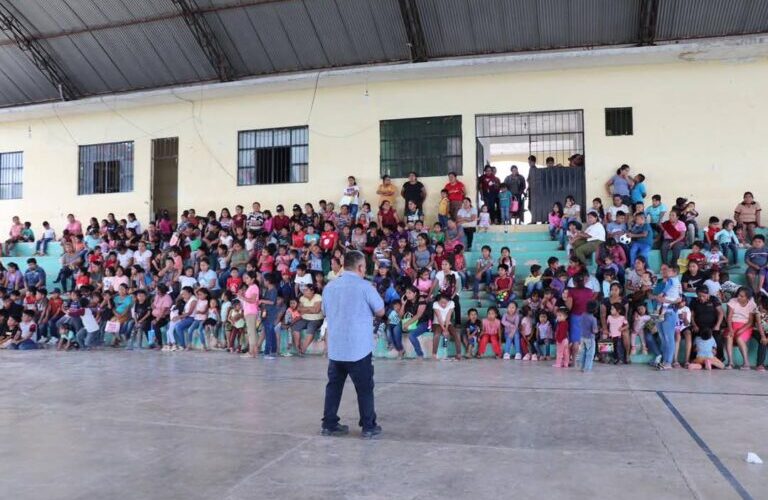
[397,0,428,63]
[0,3,80,100]
[638,0,660,46]
[172,0,236,82]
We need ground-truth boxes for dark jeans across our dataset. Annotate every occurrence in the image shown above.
[482,191,499,223]
[322,353,377,432]
[464,227,476,250]
[660,240,685,266]
[263,320,277,355]
[757,335,767,367]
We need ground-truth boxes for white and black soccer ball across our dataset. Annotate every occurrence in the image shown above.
[618,234,632,245]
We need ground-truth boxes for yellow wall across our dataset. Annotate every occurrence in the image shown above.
[1,56,767,231]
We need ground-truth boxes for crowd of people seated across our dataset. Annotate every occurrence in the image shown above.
[1,162,767,372]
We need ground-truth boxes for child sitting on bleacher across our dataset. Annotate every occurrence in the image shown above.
[463,308,482,358]
[687,328,724,370]
[523,265,543,299]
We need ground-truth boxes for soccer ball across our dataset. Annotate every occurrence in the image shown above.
[619,234,632,245]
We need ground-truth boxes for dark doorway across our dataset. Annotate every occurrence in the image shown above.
[151,137,179,222]
[475,110,585,223]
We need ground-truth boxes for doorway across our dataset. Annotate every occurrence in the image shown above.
[151,137,179,222]
[475,110,585,222]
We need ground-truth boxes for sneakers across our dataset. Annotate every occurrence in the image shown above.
[264,355,276,360]
[503,353,510,360]
[320,424,349,437]
[280,352,293,357]
[361,425,382,440]
[531,354,538,361]
[522,354,531,361]
[514,353,522,360]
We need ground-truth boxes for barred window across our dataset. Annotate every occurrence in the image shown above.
[237,126,308,185]
[605,107,633,136]
[380,116,462,178]
[0,151,23,200]
[79,141,134,195]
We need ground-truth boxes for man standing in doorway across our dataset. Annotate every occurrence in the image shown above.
[478,165,501,224]
[503,166,526,222]
[527,155,539,223]
[321,250,385,439]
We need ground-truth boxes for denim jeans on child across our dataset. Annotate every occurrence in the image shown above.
[387,324,404,352]
[173,317,194,348]
[629,242,651,266]
[263,320,277,355]
[722,242,739,265]
[473,270,493,296]
[35,237,53,254]
[406,323,431,357]
[577,337,596,371]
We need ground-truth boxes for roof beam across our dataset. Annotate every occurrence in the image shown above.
[398,0,428,62]
[638,0,660,46]
[172,0,236,82]
[0,3,80,100]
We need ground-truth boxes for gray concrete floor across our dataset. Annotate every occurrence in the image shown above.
[1,352,766,500]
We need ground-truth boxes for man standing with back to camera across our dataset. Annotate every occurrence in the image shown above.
[320,250,385,439]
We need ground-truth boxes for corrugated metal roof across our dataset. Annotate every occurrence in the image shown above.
[657,0,768,40]
[0,0,765,108]
[0,46,60,106]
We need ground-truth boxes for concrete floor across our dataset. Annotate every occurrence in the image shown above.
[1,352,766,500]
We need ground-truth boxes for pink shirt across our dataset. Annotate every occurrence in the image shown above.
[9,223,22,237]
[66,220,83,235]
[606,315,628,338]
[243,284,260,316]
[728,298,757,324]
[482,318,501,336]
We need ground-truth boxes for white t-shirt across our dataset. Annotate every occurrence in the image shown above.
[179,276,197,289]
[434,270,461,295]
[133,249,152,270]
[585,223,606,242]
[127,219,142,234]
[432,301,455,325]
[607,205,629,221]
[704,279,721,297]
[295,274,313,292]
[457,207,478,228]
[116,250,134,268]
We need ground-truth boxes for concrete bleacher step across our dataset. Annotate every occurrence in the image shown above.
[5,242,64,257]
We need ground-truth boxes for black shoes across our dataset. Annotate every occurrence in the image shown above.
[321,424,382,439]
[360,425,382,440]
[320,424,349,437]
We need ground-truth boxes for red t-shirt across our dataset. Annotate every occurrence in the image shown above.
[705,226,718,243]
[226,277,243,294]
[555,321,569,342]
[444,181,466,202]
[291,231,305,248]
[494,276,513,292]
[687,252,706,265]
[272,215,291,232]
[259,255,275,273]
[320,231,338,251]
[232,213,246,229]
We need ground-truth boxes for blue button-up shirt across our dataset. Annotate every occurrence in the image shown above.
[322,272,384,362]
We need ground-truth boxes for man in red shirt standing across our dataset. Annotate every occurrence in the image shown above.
[443,172,466,219]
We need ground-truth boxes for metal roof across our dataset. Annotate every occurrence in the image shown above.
[0,0,766,108]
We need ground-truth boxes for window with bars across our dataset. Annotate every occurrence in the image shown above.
[78,141,134,195]
[237,126,308,185]
[605,107,633,136]
[380,116,462,178]
[0,151,23,200]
